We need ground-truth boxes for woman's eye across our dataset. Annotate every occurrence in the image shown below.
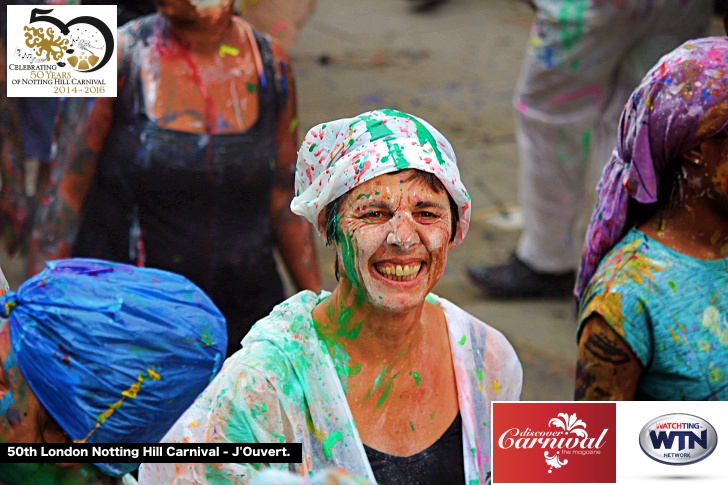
[365,210,384,218]
[416,211,440,220]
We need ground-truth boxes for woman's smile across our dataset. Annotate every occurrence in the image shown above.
[374,261,424,281]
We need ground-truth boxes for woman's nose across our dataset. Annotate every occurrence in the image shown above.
[386,215,419,250]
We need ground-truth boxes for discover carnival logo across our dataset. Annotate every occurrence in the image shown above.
[492,403,616,483]
[639,413,718,466]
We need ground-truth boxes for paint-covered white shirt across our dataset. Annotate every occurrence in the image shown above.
[139,291,522,484]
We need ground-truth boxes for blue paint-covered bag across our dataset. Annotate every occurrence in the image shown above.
[0,258,227,477]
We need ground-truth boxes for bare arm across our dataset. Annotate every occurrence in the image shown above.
[27,96,114,275]
[0,36,29,254]
[269,41,321,292]
[574,314,643,400]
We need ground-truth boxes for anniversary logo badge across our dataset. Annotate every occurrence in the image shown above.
[6,4,116,97]
[492,402,617,483]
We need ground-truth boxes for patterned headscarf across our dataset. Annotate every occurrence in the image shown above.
[0,259,227,477]
[576,37,728,302]
[290,109,471,247]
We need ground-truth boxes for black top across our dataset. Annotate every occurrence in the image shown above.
[72,16,285,356]
[364,413,465,485]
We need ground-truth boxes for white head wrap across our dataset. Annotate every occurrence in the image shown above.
[290,109,471,247]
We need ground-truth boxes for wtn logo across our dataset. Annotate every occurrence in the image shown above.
[649,430,707,451]
[639,414,717,465]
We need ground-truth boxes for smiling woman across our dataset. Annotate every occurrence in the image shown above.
[139,109,523,485]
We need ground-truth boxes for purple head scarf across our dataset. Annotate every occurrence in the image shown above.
[576,37,728,302]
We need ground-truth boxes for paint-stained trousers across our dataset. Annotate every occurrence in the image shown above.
[514,0,710,273]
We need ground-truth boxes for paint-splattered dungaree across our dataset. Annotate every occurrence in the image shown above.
[72,15,285,355]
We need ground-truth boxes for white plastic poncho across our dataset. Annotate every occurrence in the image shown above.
[139,291,522,484]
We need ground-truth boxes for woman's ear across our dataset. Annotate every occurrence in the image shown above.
[681,146,703,167]
[316,210,328,239]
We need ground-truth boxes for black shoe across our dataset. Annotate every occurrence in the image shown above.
[715,0,728,16]
[408,0,449,14]
[466,256,575,299]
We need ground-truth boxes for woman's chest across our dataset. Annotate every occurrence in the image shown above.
[140,50,261,134]
[345,361,460,456]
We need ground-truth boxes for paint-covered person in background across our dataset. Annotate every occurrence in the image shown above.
[139,109,523,484]
[575,37,728,401]
[467,0,710,299]
[0,258,227,484]
[24,0,321,357]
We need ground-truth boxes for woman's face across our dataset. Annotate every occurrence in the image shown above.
[155,0,233,23]
[683,132,728,212]
[693,132,728,212]
[0,322,55,443]
[335,170,453,313]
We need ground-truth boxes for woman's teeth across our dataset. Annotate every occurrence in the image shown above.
[375,263,422,281]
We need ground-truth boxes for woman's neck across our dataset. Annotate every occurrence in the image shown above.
[164,8,234,52]
[314,281,428,363]
[640,194,728,259]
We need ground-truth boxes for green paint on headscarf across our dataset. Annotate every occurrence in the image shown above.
[386,137,410,170]
[377,108,448,166]
[359,113,395,141]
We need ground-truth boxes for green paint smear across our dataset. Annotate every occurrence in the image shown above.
[336,315,363,340]
[410,421,415,431]
[308,143,316,152]
[558,0,588,51]
[337,224,365,301]
[668,280,677,291]
[458,335,467,346]
[476,369,483,381]
[322,430,343,461]
[356,193,371,200]
[363,365,401,408]
[378,108,448,166]
[577,131,591,166]
[360,113,395,141]
[349,361,362,377]
[409,371,421,386]
[387,138,410,170]
[376,371,399,408]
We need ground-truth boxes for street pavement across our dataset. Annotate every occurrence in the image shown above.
[1,0,723,401]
